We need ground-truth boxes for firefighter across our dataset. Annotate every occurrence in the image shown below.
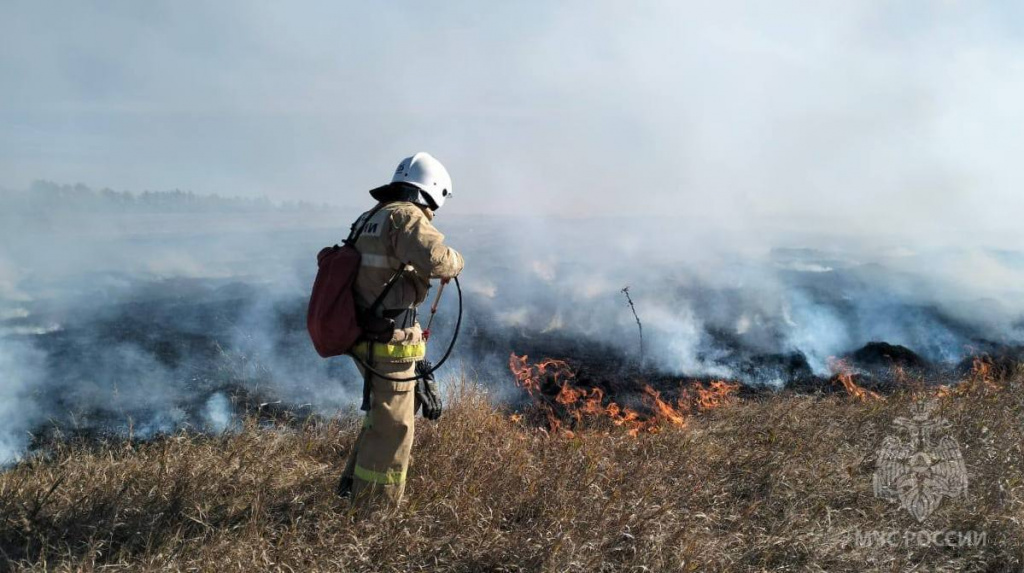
[338,152,464,507]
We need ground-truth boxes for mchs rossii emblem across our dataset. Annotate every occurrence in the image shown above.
[873,400,968,522]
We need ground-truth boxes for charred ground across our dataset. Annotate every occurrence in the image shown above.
[8,274,1024,448]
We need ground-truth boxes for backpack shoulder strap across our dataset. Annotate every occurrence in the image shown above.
[344,203,386,245]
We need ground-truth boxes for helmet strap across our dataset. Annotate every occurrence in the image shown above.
[418,190,440,211]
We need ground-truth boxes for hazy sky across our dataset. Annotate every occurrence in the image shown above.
[2,1,1022,236]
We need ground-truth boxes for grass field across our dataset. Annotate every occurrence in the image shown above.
[1,365,1022,572]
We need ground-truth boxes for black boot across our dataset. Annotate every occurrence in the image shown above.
[337,475,353,499]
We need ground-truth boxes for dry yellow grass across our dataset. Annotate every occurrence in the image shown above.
[1,369,1023,572]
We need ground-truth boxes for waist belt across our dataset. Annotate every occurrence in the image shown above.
[351,339,426,361]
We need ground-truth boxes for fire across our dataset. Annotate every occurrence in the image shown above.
[508,353,740,436]
[509,353,665,435]
[694,380,740,410]
[828,358,882,402]
[835,371,882,402]
[937,356,1001,397]
[642,386,686,428]
[969,356,1000,391]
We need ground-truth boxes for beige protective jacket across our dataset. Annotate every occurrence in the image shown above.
[343,200,461,507]
[352,201,464,313]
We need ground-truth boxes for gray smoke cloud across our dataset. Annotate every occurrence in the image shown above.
[0,183,1022,465]
[456,216,1024,378]
[0,185,363,463]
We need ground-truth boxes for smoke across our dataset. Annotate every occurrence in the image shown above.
[452,215,1024,384]
[0,185,366,464]
[203,393,233,433]
[0,182,1022,465]
[0,339,44,463]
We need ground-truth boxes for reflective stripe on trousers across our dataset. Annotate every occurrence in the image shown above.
[354,464,407,485]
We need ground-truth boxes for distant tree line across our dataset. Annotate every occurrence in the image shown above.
[0,181,335,214]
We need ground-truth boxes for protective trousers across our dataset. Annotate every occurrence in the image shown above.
[341,331,422,508]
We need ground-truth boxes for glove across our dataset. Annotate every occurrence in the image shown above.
[415,360,442,420]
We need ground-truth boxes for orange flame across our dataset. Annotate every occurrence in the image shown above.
[695,380,740,411]
[828,358,882,402]
[937,356,1001,398]
[643,386,687,429]
[970,356,1000,391]
[509,353,694,436]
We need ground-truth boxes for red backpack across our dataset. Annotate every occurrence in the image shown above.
[306,206,382,358]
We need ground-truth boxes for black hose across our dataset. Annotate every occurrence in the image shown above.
[348,275,462,382]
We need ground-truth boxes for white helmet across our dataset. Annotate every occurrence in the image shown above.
[391,152,453,210]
